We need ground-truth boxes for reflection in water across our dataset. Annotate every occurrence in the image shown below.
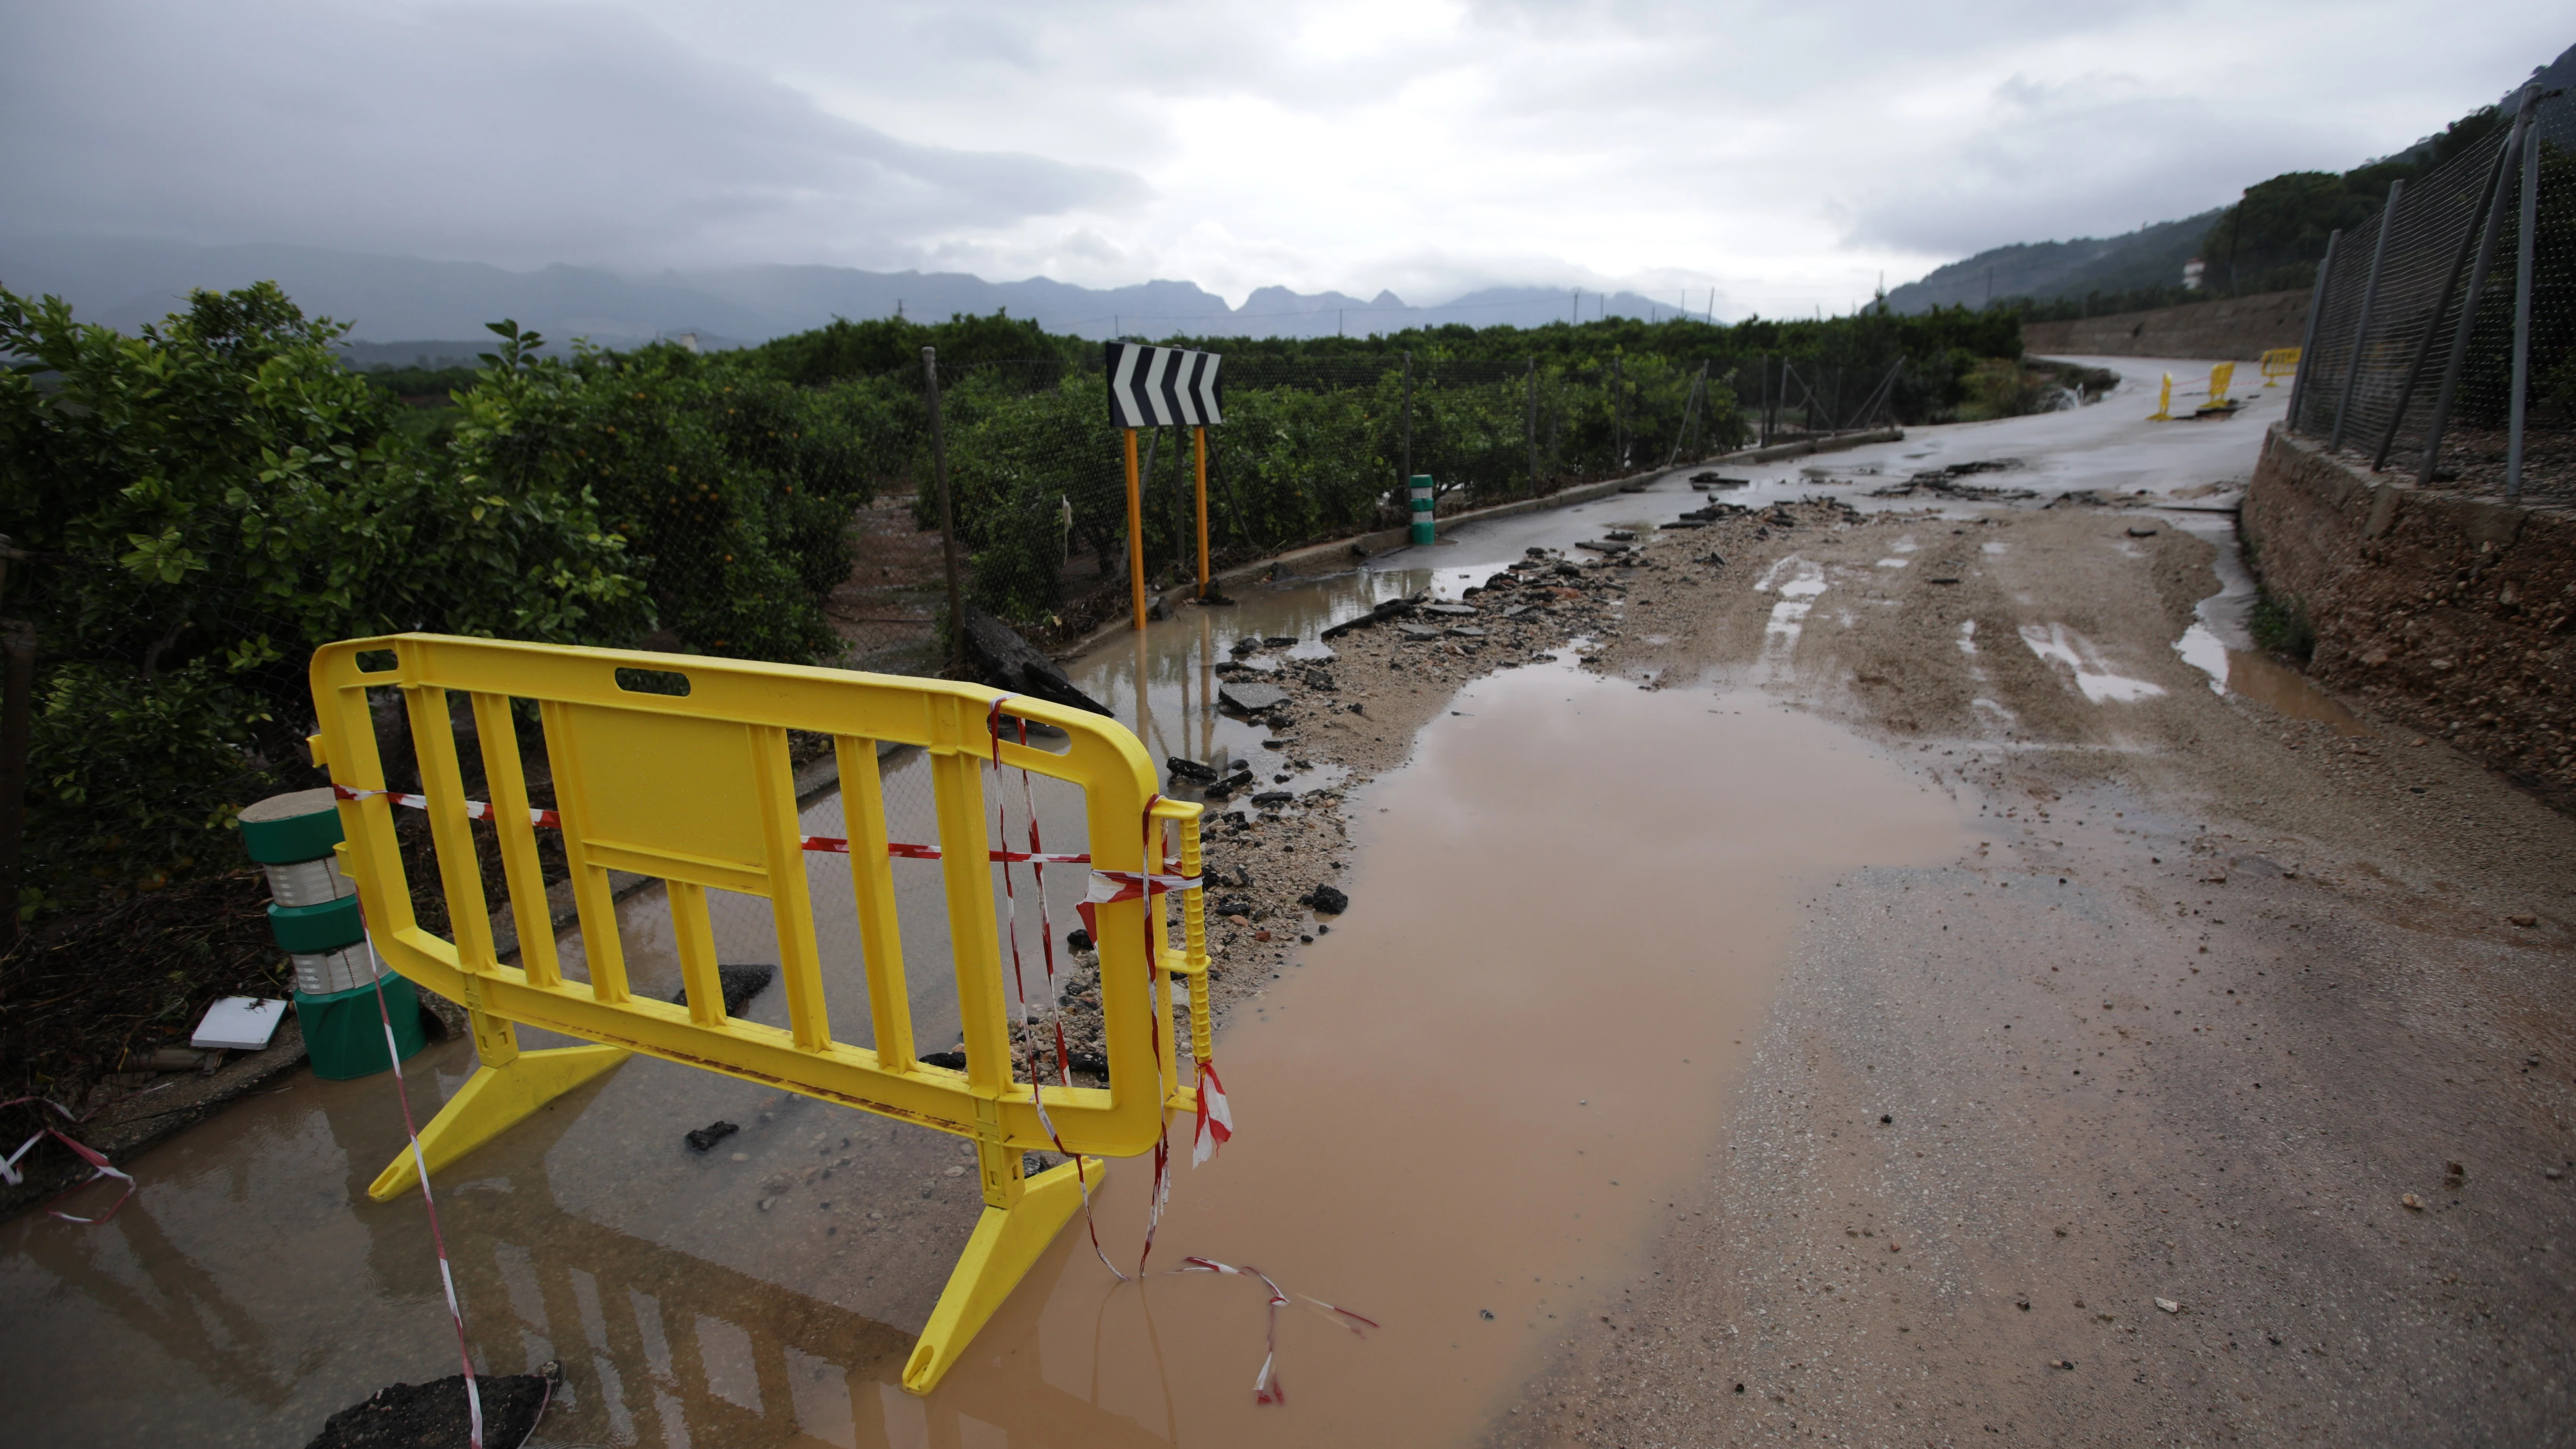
[2173,623,2368,736]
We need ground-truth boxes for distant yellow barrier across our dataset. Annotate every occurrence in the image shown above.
[2259,347,2299,386]
[2150,372,2174,421]
[2207,361,2236,408]
[309,634,1211,1395]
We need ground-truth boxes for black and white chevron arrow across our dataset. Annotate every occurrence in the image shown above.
[1105,342,1223,428]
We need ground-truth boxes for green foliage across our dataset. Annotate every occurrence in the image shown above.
[741,310,1084,385]
[2250,592,2317,662]
[27,661,276,899]
[448,328,883,662]
[1212,384,1388,539]
[0,285,893,921]
[1158,306,2018,412]
[0,284,660,916]
[355,363,483,401]
[932,380,1103,621]
[1998,282,2220,324]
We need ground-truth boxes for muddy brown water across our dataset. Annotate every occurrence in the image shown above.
[0,495,1972,1447]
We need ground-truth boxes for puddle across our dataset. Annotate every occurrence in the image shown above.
[2173,624,2368,735]
[2154,514,2368,737]
[918,669,1965,1445]
[2174,622,2230,694]
[2017,623,2166,704]
[0,662,1963,1448]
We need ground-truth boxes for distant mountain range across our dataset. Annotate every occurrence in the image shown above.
[0,236,1710,361]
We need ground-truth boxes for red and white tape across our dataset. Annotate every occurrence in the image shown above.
[358,922,487,1449]
[331,786,1114,876]
[1176,1257,1377,1405]
[0,1096,135,1225]
[984,700,1126,1281]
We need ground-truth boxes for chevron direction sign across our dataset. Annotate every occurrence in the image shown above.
[1106,342,1223,428]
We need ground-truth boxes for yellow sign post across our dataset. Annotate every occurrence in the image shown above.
[1122,427,1146,630]
[1193,425,1211,600]
[310,634,1210,1395]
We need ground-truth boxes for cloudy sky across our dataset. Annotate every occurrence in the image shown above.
[3,0,2562,317]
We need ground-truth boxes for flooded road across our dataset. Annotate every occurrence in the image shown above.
[0,644,1960,1446]
[10,355,2566,1447]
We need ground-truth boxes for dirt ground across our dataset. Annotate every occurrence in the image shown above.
[1160,494,2576,1446]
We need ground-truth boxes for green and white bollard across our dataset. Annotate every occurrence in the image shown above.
[1408,474,1436,546]
[238,788,425,1080]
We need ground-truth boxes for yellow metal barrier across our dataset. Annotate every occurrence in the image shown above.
[2259,347,2300,386]
[2207,361,2236,408]
[308,634,1211,1394]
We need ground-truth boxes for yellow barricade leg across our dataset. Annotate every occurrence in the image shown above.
[368,1012,631,1202]
[902,1142,1106,1394]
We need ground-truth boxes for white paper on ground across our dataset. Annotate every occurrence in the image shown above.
[192,996,286,1051]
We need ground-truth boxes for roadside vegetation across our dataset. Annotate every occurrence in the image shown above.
[0,278,2040,1105]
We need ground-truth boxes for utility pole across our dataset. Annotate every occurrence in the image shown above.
[922,347,965,670]
[2223,190,2246,295]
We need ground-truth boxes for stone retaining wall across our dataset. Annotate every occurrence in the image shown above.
[2025,290,2311,361]
[2242,425,2576,806]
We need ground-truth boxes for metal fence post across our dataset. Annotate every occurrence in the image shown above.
[2506,87,2544,501]
[2330,179,2405,451]
[2418,104,2533,488]
[1400,351,1414,500]
[2373,133,2517,471]
[2285,231,2339,434]
[921,346,965,669]
[1526,358,1539,493]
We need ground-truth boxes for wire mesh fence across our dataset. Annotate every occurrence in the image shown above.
[894,349,1921,645]
[2290,87,2573,501]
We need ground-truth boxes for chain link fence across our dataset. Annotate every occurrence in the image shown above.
[2290,87,2572,501]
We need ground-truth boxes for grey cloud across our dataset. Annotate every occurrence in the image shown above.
[1837,72,2354,258]
[0,1,1144,269]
